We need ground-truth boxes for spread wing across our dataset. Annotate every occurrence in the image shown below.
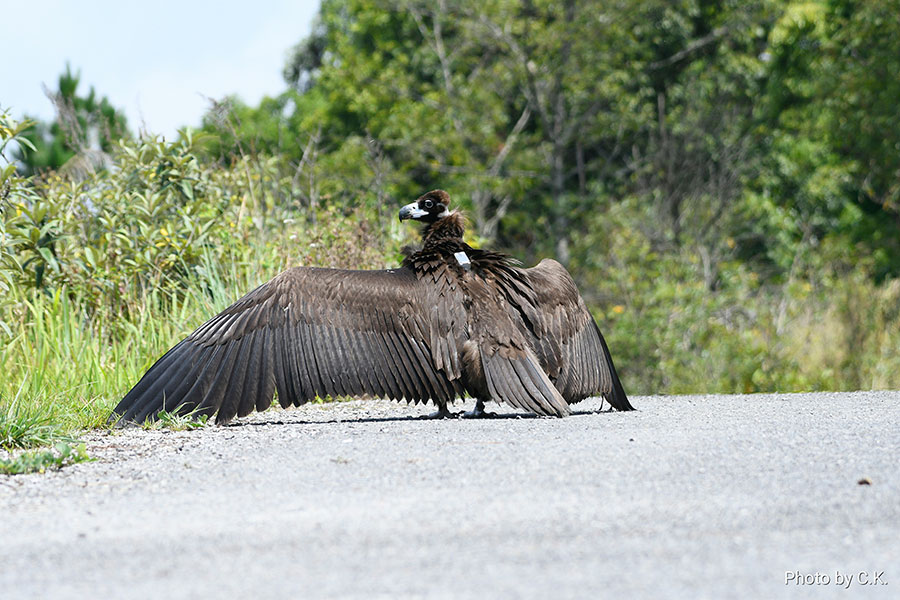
[495,258,633,411]
[110,266,464,425]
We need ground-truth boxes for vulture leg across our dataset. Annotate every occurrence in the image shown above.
[460,399,497,419]
[419,402,458,419]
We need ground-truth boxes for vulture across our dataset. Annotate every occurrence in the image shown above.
[110,190,633,425]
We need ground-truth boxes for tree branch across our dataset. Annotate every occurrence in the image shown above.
[649,26,730,71]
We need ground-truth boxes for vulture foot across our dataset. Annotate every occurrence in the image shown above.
[419,404,458,419]
[460,400,497,419]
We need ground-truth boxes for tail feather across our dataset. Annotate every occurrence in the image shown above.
[483,349,571,417]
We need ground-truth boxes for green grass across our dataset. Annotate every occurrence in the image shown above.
[0,250,273,443]
[0,393,71,449]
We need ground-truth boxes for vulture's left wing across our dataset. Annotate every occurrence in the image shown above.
[110,266,465,425]
[496,258,633,411]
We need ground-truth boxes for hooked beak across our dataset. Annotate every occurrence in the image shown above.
[398,202,428,221]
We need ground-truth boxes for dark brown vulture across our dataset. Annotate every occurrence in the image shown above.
[110,190,633,425]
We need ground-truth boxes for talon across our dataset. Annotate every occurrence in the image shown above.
[461,409,496,418]
[419,405,457,419]
[460,400,497,419]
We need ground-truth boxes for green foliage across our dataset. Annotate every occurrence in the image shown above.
[579,198,900,394]
[2,129,378,319]
[761,0,900,278]
[0,442,92,476]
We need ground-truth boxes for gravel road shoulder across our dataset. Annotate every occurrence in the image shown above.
[1,393,898,599]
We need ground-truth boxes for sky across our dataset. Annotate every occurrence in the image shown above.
[2,0,319,139]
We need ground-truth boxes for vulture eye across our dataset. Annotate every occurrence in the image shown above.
[424,199,434,209]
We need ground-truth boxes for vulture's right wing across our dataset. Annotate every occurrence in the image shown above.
[110,266,464,425]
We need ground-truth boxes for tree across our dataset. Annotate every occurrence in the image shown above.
[15,64,129,176]
[199,0,900,281]
[759,0,900,278]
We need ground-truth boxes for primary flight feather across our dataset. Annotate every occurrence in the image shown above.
[110,190,633,425]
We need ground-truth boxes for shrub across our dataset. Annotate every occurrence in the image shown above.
[576,196,900,394]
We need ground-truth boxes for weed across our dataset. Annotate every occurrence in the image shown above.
[0,442,93,475]
[141,409,210,431]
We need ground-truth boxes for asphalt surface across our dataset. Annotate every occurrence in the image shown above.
[1,392,897,599]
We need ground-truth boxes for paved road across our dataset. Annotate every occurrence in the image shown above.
[1,393,897,599]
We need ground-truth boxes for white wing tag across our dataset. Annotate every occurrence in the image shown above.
[454,251,472,271]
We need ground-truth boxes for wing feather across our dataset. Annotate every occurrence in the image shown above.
[254,327,276,413]
[199,341,241,418]
[270,323,294,408]
[121,341,191,409]
[220,333,255,422]
[330,322,357,395]
[376,311,419,400]
[128,343,213,423]
[234,330,262,418]
[387,328,426,401]
[297,320,321,399]
[158,345,217,414]
[165,344,226,419]
[371,330,396,398]
[377,327,412,399]
[283,320,304,401]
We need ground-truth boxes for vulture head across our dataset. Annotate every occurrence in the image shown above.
[399,189,452,223]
